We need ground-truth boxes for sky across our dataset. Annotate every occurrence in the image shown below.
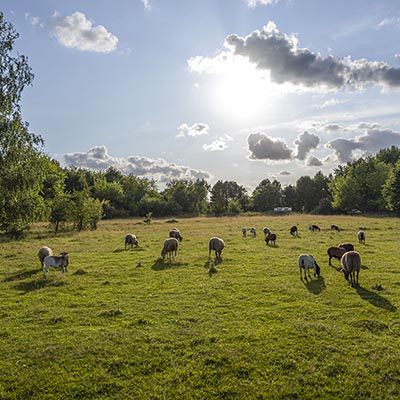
[2,0,400,191]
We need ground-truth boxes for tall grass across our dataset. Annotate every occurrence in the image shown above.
[1,215,400,399]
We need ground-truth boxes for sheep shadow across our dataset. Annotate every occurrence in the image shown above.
[302,275,326,295]
[13,278,67,293]
[2,268,42,282]
[114,247,145,253]
[355,285,397,312]
[151,258,187,271]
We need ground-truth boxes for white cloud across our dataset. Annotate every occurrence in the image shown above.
[189,20,400,91]
[320,98,347,109]
[377,17,400,29]
[51,11,118,53]
[294,131,320,160]
[63,145,211,183]
[203,134,234,152]
[142,0,152,11]
[25,13,43,28]
[177,123,210,138]
[246,0,275,8]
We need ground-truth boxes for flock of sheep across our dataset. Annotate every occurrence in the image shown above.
[37,223,365,286]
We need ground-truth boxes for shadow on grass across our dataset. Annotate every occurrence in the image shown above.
[355,285,397,312]
[2,268,42,282]
[151,258,188,271]
[113,247,145,253]
[13,278,67,293]
[302,275,326,295]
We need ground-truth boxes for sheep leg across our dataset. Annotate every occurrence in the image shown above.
[328,256,332,266]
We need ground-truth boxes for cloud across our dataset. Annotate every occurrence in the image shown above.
[294,131,320,160]
[63,145,211,183]
[320,98,347,108]
[142,0,152,10]
[279,170,291,175]
[177,123,210,138]
[377,17,400,29]
[203,134,234,152]
[190,20,400,90]
[306,156,323,166]
[51,11,118,53]
[246,0,275,8]
[25,13,44,28]
[326,127,400,163]
[248,132,293,160]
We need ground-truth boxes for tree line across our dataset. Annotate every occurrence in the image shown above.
[2,12,400,237]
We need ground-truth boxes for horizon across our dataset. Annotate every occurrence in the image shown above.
[2,0,400,190]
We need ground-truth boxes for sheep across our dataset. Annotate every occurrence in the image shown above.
[309,225,321,232]
[161,237,179,259]
[327,246,347,266]
[298,254,321,280]
[125,234,139,250]
[331,225,340,232]
[169,227,183,242]
[241,228,247,237]
[38,246,53,267]
[265,232,277,246]
[249,227,256,237]
[340,251,361,286]
[208,237,225,259]
[338,243,354,252]
[43,252,69,278]
[290,226,298,236]
[358,230,366,244]
[262,227,271,237]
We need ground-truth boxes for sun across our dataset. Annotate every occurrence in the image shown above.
[212,62,275,122]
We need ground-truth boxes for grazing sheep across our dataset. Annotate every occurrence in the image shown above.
[327,246,347,266]
[38,246,53,267]
[338,243,354,252]
[298,254,321,280]
[125,234,139,250]
[161,238,179,259]
[265,232,277,246]
[43,252,69,278]
[358,230,366,244]
[331,225,340,232]
[209,237,225,259]
[241,228,247,237]
[309,225,321,232]
[340,251,361,286]
[262,227,270,237]
[290,226,298,236]
[169,227,183,242]
[250,227,256,237]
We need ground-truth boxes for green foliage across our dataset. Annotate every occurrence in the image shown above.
[71,190,105,231]
[251,179,283,211]
[49,193,74,233]
[210,180,249,215]
[1,215,400,399]
[0,13,45,237]
[382,159,400,213]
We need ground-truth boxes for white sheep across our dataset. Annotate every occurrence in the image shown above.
[262,227,270,237]
[249,227,256,237]
[209,237,225,259]
[340,251,361,286]
[298,254,321,280]
[38,246,53,267]
[169,228,183,242]
[43,252,69,278]
[161,238,179,259]
[125,234,139,249]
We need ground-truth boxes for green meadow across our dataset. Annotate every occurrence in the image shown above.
[1,215,400,399]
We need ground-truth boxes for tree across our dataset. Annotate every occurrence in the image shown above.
[0,13,45,236]
[251,179,283,212]
[376,146,400,166]
[210,180,248,215]
[383,159,400,213]
[71,190,105,231]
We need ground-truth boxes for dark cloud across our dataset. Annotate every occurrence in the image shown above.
[326,127,400,162]
[294,131,320,160]
[195,21,400,90]
[306,156,323,166]
[248,132,293,160]
[63,145,211,183]
[279,170,291,175]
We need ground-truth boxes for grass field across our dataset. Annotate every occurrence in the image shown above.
[1,214,400,399]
